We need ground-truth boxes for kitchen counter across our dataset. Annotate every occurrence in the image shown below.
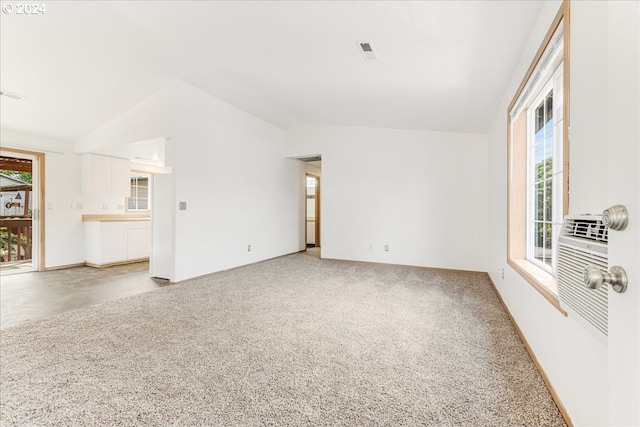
[83,216,151,267]
[82,214,150,222]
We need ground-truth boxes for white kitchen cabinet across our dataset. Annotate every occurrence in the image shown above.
[127,227,151,260]
[81,154,131,197]
[110,157,132,197]
[84,219,150,267]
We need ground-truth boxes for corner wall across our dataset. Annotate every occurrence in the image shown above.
[171,82,304,282]
[286,124,488,272]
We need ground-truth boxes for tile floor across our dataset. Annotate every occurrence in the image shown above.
[0,262,170,330]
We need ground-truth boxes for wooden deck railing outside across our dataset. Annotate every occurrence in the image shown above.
[0,218,32,262]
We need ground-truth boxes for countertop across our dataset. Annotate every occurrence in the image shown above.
[82,214,151,222]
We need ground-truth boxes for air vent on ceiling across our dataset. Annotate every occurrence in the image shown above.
[357,41,378,61]
[298,156,322,163]
[0,90,24,100]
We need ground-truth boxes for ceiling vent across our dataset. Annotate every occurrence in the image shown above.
[356,41,378,61]
[0,90,24,100]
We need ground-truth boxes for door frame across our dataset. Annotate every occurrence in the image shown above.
[0,147,45,271]
[305,173,320,248]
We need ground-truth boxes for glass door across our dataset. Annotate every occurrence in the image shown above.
[0,152,39,275]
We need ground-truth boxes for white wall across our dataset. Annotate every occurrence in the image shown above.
[75,83,176,154]
[286,124,488,272]
[0,129,85,268]
[170,82,303,282]
[487,1,640,425]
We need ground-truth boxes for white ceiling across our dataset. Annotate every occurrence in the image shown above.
[0,1,543,142]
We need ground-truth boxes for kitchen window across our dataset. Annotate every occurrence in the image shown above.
[127,174,150,211]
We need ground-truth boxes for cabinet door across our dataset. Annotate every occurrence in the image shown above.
[111,157,131,197]
[82,154,111,195]
[100,225,128,264]
[127,227,150,260]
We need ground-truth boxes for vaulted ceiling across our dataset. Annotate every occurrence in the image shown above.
[0,1,543,142]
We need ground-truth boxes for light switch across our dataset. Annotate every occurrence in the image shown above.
[179,202,187,210]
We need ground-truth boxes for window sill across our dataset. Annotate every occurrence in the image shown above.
[507,258,567,316]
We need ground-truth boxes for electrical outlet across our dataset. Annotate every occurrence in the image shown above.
[385,244,389,252]
[76,203,84,210]
[102,204,108,210]
[248,244,251,252]
[117,204,124,210]
[369,244,373,251]
[47,202,54,210]
[179,202,187,210]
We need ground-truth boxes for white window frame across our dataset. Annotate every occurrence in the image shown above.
[126,174,150,212]
[525,67,564,275]
[506,1,569,313]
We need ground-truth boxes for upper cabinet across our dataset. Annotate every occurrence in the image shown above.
[81,154,131,197]
[110,156,131,197]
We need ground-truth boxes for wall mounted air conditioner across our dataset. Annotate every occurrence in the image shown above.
[556,215,608,344]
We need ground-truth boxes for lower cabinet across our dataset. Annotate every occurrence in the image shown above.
[84,220,150,267]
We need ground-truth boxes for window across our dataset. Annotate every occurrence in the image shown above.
[528,74,564,274]
[507,2,569,312]
[127,174,150,211]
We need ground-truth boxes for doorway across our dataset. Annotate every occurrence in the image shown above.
[305,174,320,249]
[0,149,43,274]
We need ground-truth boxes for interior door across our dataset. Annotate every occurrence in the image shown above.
[606,2,639,424]
[305,174,320,248]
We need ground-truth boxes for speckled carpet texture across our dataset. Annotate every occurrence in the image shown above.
[0,251,566,426]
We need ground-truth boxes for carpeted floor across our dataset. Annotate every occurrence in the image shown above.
[0,251,566,426]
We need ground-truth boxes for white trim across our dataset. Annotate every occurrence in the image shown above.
[511,20,565,120]
[525,63,564,277]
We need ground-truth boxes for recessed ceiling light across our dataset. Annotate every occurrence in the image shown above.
[0,90,25,100]
[356,41,378,61]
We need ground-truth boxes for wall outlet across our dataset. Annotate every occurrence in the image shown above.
[117,204,124,210]
[179,201,187,210]
[248,244,251,252]
[369,244,373,251]
[384,244,389,252]
[76,203,84,210]
[47,202,54,210]
[102,204,108,210]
